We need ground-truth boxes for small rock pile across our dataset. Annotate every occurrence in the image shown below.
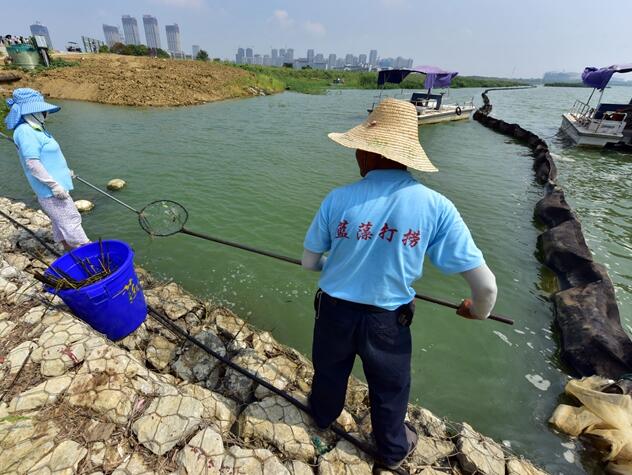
[0,197,547,474]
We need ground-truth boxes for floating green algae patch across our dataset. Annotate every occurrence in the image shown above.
[238,65,528,94]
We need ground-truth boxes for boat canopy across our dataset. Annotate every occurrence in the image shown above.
[581,63,632,90]
[377,65,458,89]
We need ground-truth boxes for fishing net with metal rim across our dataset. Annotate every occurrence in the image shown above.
[138,200,189,237]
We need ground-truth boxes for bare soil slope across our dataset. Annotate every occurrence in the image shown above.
[8,54,270,107]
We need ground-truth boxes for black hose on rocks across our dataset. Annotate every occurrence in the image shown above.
[473,93,632,379]
[0,206,407,474]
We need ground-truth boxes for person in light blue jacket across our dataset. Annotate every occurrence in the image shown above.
[5,88,89,249]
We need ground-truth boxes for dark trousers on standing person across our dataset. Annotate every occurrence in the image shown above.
[309,290,414,466]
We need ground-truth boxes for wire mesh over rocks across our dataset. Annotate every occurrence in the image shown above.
[132,394,204,455]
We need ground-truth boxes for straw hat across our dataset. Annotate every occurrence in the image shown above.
[328,98,437,172]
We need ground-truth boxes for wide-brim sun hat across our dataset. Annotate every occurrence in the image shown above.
[328,97,438,172]
[4,88,61,130]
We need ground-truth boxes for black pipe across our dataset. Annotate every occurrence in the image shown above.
[0,211,403,471]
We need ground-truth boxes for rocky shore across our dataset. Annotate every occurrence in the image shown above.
[0,197,546,475]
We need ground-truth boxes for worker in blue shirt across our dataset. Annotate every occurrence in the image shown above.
[303,98,497,470]
[5,88,89,250]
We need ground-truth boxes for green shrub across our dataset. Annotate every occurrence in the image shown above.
[196,50,209,61]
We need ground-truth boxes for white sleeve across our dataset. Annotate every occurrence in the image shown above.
[460,264,498,319]
[26,159,59,190]
[302,248,326,272]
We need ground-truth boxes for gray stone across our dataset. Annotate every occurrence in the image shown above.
[221,446,290,475]
[456,422,505,475]
[409,435,455,466]
[317,438,372,475]
[146,335,177,371]
[132,394,204,455]
[8,374,73,412]
[172,330,226,387]
[75,199,95,213]
[112,452,153,474]
[3,340,36,376]
[408,407,448,439]
[176,427,224,474]
[222,349,266,402]
[238,394,317,461]
[107,179,127,191]
[29,439,88,474]
[506,457,549,475]
[285,460,315,475]
[178,383,238,436]
[67,344,166,424]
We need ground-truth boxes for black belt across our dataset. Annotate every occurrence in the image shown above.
[316,289,415,327]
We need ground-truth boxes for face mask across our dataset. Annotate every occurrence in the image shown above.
[24,113,47,131]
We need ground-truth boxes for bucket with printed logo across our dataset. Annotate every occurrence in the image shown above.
[44,240,147,340]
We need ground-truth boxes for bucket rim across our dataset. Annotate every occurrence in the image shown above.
[46,239,135,295]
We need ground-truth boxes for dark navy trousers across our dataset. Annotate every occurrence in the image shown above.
[309,291,413,465]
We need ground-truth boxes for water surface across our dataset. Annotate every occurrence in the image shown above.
[1,86,630,474]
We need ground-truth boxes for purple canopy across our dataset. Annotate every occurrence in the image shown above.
[377,65,458,89]
[581,63,632,90]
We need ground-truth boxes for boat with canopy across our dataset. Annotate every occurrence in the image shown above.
[560,63,632,148]
[371,65,475,125]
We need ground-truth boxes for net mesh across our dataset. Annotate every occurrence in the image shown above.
[138,200,188,237]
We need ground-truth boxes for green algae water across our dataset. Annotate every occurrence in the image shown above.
[1,86,631,474]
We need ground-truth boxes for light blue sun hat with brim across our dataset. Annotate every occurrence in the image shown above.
[4,88,61,130]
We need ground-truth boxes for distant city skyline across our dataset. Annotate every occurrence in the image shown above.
[2,1,631,77]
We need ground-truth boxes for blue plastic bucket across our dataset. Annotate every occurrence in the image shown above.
[45,240,147,340]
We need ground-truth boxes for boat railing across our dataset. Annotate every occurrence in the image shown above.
[569,99,595,123]
[569,99,628,134]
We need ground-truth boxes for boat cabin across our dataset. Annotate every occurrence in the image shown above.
[371,66,475,125]
[560,63,632,148]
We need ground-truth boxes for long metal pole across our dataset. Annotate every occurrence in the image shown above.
[1,132,514,325]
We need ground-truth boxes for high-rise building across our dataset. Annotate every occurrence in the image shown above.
[279,48,286,59]
[121,15,141,45]
[314,53,324,63]
[307,49,314,63]
[286,48,294,61]
[271,49,278,66]
[143,15,161,50]
[102,25,122,47]
[369,49,378,66]
[192,45,200,58]
[254,54,263,65]
[29,22,52,49]
[328,53,336,69]
[236,47,245,64]
[344,53,353,65]
[165,23,181,54]
[263,55,272,66]
[359,54,367,65]
[245,48,253,59]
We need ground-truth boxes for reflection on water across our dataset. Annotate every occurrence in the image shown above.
[0,86,630,473]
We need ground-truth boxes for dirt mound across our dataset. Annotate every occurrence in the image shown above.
[7,54,269,107]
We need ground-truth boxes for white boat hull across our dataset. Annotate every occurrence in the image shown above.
[560,113,626,147]
[417,105,475,125]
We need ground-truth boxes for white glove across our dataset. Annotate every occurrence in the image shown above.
[51,184,71,200]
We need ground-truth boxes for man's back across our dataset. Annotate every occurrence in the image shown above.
[304,169,484,310]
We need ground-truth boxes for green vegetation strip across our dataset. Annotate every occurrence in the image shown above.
[0,99,9,135]
[238,64,528,94]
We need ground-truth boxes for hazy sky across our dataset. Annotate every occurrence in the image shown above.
[2,0,631,77]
